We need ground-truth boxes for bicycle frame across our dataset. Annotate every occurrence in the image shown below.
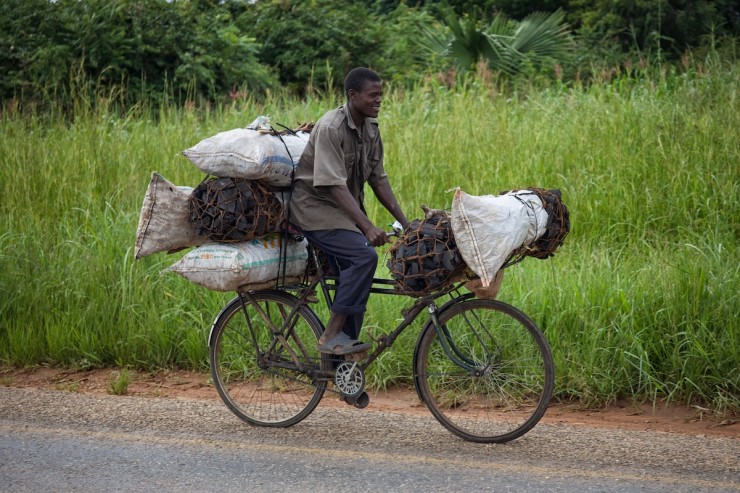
[284,245,482,375]
[208,239,555,442]
[210,242,489,382]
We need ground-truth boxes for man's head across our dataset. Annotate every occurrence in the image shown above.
[344,67,381,99]
[345,67,382,121]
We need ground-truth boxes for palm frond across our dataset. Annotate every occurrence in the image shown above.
[481,36,518,75]
[507,10,575,60]
[413,8,574,77]
[486,12,515,37]
[417,21,451,58]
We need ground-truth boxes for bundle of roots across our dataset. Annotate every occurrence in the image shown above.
[387,209,466,296]
[189,177,284,242]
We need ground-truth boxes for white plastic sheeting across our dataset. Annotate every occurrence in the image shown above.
[451,188,547,287]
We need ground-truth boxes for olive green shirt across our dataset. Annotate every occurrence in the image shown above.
[289,103,389,233]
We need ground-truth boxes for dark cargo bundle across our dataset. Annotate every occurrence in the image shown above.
[189,177,284,242]
[502,188,570,267]
[387,211,467,296]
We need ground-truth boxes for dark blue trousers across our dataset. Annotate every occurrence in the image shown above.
[300,229,378,339]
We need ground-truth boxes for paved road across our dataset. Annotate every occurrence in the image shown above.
[0,387,737,492]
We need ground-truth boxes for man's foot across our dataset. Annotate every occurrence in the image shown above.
[317,326,342,347]
[318,312,346,346]
[317,332,371,355]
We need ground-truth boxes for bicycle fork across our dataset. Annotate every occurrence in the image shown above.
[427,302,490,375]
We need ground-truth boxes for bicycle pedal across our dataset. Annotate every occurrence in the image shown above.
[341,391,370,409]
[353,391,370,409]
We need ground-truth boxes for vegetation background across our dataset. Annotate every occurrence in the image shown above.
[1,0,738,413]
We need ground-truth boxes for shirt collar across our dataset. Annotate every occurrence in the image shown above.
[341,103,377,139]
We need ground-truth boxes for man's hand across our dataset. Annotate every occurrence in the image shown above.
[364,225,390,247]
[327,184,396,247]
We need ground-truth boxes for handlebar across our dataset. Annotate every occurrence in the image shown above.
[388,220,405,237]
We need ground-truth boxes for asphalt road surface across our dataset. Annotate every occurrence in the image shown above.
[1,387,737,492]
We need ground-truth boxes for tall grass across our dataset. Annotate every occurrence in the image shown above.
[1,61,737,411]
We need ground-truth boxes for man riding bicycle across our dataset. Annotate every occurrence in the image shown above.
[288,67,409,355]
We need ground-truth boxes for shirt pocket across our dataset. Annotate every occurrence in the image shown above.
[343,149,355,171]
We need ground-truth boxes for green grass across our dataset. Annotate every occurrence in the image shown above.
[1,61,737,412]
[108,368,131,395]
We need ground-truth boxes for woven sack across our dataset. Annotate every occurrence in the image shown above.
[451,188,548,287]
[168,234,308,292]
[134,172,207,259]
[182,128,309,187]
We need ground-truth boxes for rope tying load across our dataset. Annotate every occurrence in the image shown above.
[387,210,467,296]
[255,121,315,135]
[188,177,284,242]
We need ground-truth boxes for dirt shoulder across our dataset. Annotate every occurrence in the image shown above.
[1,366,736,439]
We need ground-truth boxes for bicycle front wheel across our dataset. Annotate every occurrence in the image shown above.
[210,290,331,427]
[415,299,554,443]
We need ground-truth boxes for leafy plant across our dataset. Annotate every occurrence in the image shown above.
[418,7,575,75]
[0,0,275,109]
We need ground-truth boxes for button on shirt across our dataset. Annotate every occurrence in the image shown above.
[289,103,389,233]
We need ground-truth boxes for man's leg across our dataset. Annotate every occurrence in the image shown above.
[342,313,364,340]
[303,230,377,346]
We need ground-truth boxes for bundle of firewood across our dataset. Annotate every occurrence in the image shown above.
[189,177,284,243]
[387,210,466,296]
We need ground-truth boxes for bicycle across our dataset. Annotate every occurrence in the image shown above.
[207,233,555,443]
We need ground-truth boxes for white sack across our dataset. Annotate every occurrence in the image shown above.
[168,234,308,292]
[451,188,548,287]
[134,172,207,259]
[182,128,309,187]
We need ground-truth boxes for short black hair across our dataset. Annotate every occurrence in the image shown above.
[344,67,381,99]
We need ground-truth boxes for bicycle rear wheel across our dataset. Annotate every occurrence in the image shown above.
[209,290,331,427]
[415,299,554,443]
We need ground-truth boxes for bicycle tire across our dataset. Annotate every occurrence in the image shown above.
[209,290,331,427]
[415,299,554,443]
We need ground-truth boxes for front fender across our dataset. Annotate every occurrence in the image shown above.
[208,295,242,348]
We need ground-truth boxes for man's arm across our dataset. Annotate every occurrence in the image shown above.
[371,180,409,230]
[329,185,389,247]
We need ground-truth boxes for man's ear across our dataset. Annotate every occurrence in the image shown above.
[347,88,357,100]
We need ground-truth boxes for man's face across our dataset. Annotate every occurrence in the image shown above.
[349,80,383,119]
